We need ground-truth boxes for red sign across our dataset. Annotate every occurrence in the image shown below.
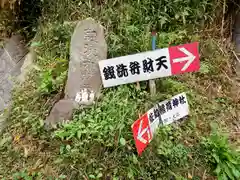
[131,113,152,155]
[169,42,200,75]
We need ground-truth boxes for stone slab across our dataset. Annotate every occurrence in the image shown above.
[45,18,107,128]
[4,35,27,63]
[0,35,27,112]
[65,18,107,104]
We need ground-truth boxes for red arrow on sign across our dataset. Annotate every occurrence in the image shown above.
[169,42,200,75]
[132,113,152,155]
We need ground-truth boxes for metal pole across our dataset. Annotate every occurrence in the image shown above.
[149,31,156,96]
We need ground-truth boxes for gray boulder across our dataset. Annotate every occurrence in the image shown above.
[0,35,27,112]
[0,35,30,133]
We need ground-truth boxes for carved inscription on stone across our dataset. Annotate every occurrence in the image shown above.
[83,43,99,60]
[75,89,95,105]
[45,18,107,128]
[84,28,97,42]
[65,18,107,101]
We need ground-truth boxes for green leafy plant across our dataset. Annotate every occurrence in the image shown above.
[12,170,42,180]
[201,125,240,180]
[12,170,66,180]
[157,141,189,167]
[0,0,237,179]
[156,126,190,168]
[38,58,67,95]
[38,69,54,94]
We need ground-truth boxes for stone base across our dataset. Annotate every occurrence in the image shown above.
[44,99,76,129]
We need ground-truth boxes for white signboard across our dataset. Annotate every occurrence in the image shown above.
[99,42,199,88]
[147,92,189,135]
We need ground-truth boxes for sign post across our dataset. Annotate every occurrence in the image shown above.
[99,42,199,88]
[149,31,157,96]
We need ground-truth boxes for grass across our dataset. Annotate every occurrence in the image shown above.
[1,0,240,179]
[201,124,240,180]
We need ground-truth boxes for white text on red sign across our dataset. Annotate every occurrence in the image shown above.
[131,92,189,155]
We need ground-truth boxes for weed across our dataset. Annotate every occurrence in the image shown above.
[157,140,189,167]
[157,126,190,167]
[201,124,240,180]
[38,69,54,94]
[54,85,194,179]
[0,0,238,179]
[12,170,43,180]
[38,58,68,95]
[11,169,67,180]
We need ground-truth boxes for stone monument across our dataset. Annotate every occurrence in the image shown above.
[45,18,107,128]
